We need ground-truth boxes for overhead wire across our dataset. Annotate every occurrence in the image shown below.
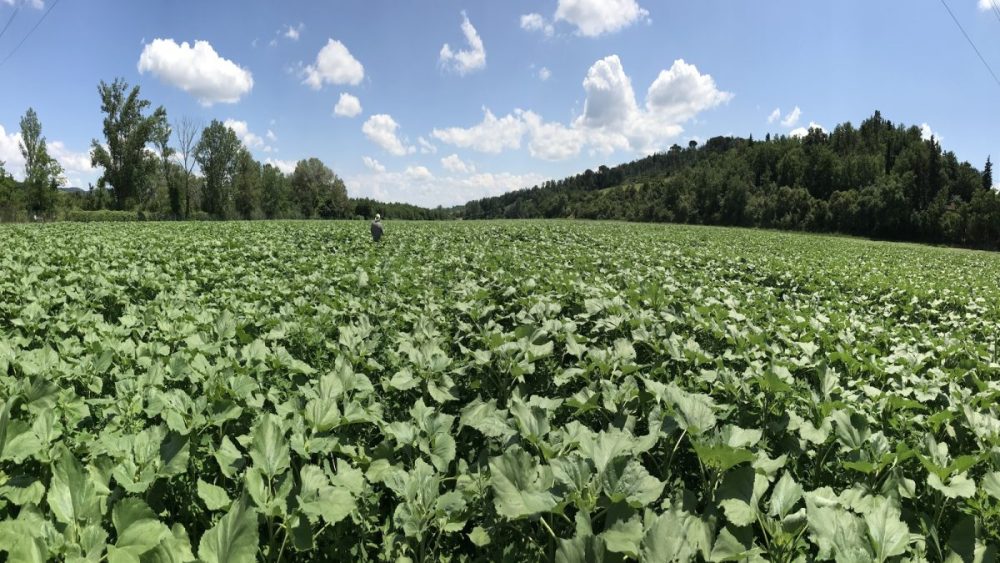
[0,0,21,43]
[0,0,61,69]
[989,0,1000,26]
[939,0,1000,90]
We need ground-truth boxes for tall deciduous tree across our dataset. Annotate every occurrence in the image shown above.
[233,149,262,219]
[174,117,201,218]
[19,108,62,216]
[290,158,350,219]
[151,119,176,218]
[260,164,290,219]
[90,78,167,210]
[195,120,242,218]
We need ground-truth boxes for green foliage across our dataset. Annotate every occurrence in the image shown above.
[195,120,242,219]
[64,209,139,222]
[1,220,999,561]
[461,110,1000,249]
[290,158,350,219]
[19,107,63,216]
[90,78,168,210]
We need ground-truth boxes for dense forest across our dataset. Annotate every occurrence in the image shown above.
[0,78,448,222]
[461,111,1000,248]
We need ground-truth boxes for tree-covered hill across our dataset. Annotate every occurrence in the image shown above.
[459,111,1000,248]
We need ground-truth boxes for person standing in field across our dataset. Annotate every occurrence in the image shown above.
[371,213,384,242]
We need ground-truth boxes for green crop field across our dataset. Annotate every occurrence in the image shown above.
[2,220,1000,562]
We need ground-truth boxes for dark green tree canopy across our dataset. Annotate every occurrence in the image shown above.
[19,107,63,215]
[290,158,350,219]
[195,120,242,218]
[90,78,167,210]
[459,111,1000,249]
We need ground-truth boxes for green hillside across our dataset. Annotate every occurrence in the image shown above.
[459,111,1000,249]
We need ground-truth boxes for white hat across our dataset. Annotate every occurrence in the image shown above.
[375,213,381,221]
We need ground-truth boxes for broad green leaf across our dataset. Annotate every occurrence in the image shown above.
[197,479,232,511]
[298,465,355,526]
[459,398,515,440]
[579,428,634,473]
[692,442,755,472]
[143,524,197,563]
[214,436,244,479]
[46,445,103,526]
[555,512,605,563]
[468,526,491,547]
[641,507,711,562]
[248,414,290,478]
[928,471,976,499]
[863,496,910,562]
[600,516,643,557]
[110,498,171,561]
[716,466,767,528]
[198,495,259,563]
[981,471,1000,500]
[0,475,44,506]
[710,525,762,562]
[768,472,803,519]
[489,446,558,519]
[599,457,665,508]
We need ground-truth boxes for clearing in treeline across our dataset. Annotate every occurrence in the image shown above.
[1,220,999,561]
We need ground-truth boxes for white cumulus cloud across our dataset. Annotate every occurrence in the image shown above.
[767,108,781,124]
[284,23,304,41]
[264,158,296,174]
[0,124,24,179]
[579,55,640,129]
[362,114,414,156]
[780,106,801,127]
[521,13,555,36]
[266,129,277,142]
[0,125,98,186]
[418,137,438,154]
[789,121,825,138]
[440,11,486,75]
[645,59,734,123]
[303,39,365,89]
[432,108,528,153]
[347,167,548,207]
[224,119,272,152]
[49,141,96,185]
[979,0,997,10]
[1,0,43,9]
[334,93,362,117]
[405,165,433,181]
[138,39,253,106]
[441,154,475,174]
[920,122,942,142]
[433,55,731,160]
[362,156,386,173]
[539,67,552,81]
[555,0,649,37]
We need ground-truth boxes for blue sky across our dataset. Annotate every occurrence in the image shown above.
[0,0,998,206]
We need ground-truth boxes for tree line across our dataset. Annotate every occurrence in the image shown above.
[0,78,449,222]
[460,111,1000,248]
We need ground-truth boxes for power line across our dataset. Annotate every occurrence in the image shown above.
[0,0,60,69]
[989,0,1000,26]
[939,0,1000,89]
[0,0,21,43]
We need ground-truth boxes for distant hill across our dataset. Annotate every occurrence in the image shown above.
[457,111,1000,249]
[58,187,87,195]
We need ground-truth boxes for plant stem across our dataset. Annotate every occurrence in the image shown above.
[665,428,687,477]
[539,515,558,540]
